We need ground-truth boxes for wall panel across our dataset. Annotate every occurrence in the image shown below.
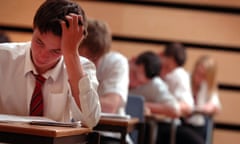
[0,0,44,27]
[214,90,240,125]
[81,1,240,48]
[213,130,240,144]
[152,0,240,8]
[6,31,32,42]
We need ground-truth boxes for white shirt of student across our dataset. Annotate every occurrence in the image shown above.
[97,51,132,143]
[130,77,180,112]
[165,67,194,108]
[130,77,180,124]
[97,51,129,115]
[186,81,221,126]
[0,42,101,128]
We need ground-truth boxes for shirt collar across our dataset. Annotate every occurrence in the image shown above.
[24,42,35,76]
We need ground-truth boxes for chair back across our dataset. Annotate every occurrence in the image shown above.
[126,95,145,122]
[204,116,214,144]
[125,95,145,144]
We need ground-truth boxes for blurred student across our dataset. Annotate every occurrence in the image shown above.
[161,42,193,115]
[183,55,221,140]
[0,0,101,128]
[129,51,181,144]
[160,42,205,144]
[79,19,130,144]
[129,51,180,118]
[0,30,11,43]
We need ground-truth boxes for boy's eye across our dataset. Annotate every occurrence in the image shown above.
[36,39,44,46]
[51,49,61,55]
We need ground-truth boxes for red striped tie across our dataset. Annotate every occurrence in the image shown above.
[30,75,46,116]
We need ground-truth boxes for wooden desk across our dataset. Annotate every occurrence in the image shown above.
[94,117,144,144]
[145,113,170,121]
[0,122,99,144]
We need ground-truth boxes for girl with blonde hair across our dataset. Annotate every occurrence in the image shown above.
[183,55,221,141]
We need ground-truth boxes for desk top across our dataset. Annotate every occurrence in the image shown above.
[145,114,170,121]
[0,122,92,137]
[98,117,139,127]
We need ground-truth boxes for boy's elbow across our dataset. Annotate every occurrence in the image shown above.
[83,105,101,128]
[83,112,101,128]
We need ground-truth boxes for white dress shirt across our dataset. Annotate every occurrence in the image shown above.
[165,67,194,108]
[130,77,180,124]
[186,82,221,126]
[97,51,129,115]
[97,51,132,143]
[0,42,101,128]
[130,77,180,113]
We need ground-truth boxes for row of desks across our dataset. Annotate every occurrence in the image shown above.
[0,117,144,144]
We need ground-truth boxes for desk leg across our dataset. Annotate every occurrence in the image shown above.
[137,123,145,144]
[87,131,100,144]
[120,130,127,144]
[170,122,176,144]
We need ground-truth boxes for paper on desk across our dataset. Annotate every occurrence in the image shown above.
[100,112,131,119]
[0,114,81,127]
[30,121,82,128]
[0,114,55,123]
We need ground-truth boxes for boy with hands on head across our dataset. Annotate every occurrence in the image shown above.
[0,0,100,128]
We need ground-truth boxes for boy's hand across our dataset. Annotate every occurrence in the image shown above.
[60,13,85,55]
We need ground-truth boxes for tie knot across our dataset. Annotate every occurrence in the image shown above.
[35,74,46,84]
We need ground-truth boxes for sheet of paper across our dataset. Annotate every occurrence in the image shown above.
[0,114,82,127]
[0,114,55,123]
[100,112,131,119]
[30,121,82,128]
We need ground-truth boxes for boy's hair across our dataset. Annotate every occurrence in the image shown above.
[164,42,186,66]
[135,51,161,79]
[194,55,218,95]
[79,19,112,58]
[33,0,87,36]
[0,31,11,43]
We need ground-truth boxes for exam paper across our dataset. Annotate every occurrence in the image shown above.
[100,112,131,119]
[0,114,81,127]
[0,114,55,123]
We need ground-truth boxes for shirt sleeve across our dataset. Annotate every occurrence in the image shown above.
[70,58,101,128]
[97,53,129,103]
[209,91,222,110]
[153,80,180,114]
[165,70,194,109]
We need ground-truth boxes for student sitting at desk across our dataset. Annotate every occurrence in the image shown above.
[160,42,194,116]
[129,51,180,118]
[182,55,221,140]
[0,0,101,128]
[129,51,181,144]
[160,42,204,144]
[78,19,130,144]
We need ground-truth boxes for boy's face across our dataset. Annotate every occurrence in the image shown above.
[160,56,176,78]
[129,60,150,89]
[31,28,62,74]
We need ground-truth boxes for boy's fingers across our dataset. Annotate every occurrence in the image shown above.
[60,20,67,31]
